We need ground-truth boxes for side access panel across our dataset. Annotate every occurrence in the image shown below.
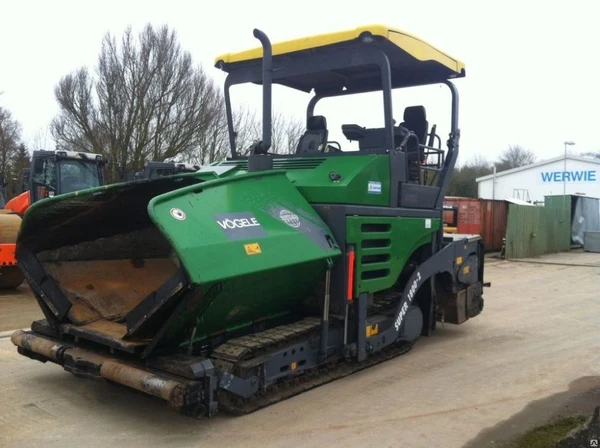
[345,215,440,297]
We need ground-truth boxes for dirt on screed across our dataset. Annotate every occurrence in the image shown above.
[0,253,600,448]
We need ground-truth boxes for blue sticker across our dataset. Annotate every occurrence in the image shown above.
[367,181,382,194]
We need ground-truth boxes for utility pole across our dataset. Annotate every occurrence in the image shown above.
[492,165,496,201]
[563,141,575,209]
[492,165,496,248]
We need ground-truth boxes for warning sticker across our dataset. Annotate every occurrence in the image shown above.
[244,243,262,255]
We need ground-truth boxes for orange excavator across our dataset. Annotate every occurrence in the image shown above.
[0,149,106,288]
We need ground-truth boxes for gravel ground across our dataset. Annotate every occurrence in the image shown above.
[0,284,42,333]
[1,253,599,448]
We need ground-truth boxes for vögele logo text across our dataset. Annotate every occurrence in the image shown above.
[217,217,260,229]
[214,212,267,241]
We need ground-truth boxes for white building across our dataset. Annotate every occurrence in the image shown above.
[476,155,600,203]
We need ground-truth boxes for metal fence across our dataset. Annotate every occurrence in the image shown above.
[505,204,570,259]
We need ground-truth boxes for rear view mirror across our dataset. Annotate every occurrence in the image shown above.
[33,158,44,174]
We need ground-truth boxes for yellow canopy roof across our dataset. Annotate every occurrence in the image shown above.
[214,24,465,76]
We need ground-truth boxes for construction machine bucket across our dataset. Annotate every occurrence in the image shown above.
[16,170,341,358]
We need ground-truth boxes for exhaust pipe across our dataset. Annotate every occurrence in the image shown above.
[253,28,272,153]
[248,28,274,172]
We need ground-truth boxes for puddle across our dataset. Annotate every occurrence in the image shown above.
[463,376,600,447]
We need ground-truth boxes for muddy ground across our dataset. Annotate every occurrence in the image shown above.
[1,252,599,447]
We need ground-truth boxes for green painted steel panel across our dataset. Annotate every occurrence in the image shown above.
[218,154,392,206]
[148,170,341,284]
[345,216,439,294]
[505,204,570,259]
[544,195,572,210]
[147,170,342,339]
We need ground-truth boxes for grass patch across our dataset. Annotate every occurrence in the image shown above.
[510,415,588,448]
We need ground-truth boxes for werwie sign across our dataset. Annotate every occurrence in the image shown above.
[540,170,597,182]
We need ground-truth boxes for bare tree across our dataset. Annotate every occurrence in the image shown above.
[7,143,31,197]
[233,109,304,156]
[448,154,493,197]
[579,150,600,159]
[183,103,306,165]
[270,113,305,155]
[181,91,231,165]
[496,145,536,171]
[0,101,22,183]
[52,24,222,181]
[30,125,54,151]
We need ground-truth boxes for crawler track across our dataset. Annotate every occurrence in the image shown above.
[211,292,413,415]
[217,339,413,415]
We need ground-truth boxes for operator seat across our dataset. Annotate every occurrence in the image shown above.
[400,105,428,182]
[296,115,328,154]
[400,106,429,161]
[400,105,428,145]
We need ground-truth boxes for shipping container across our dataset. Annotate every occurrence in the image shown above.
[444,197,481,235]
[544,194,600,246]
[505,204,570,258]
[443,197,508,252]
[480,199,508,252]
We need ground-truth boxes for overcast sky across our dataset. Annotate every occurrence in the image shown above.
[1,0,598,165]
